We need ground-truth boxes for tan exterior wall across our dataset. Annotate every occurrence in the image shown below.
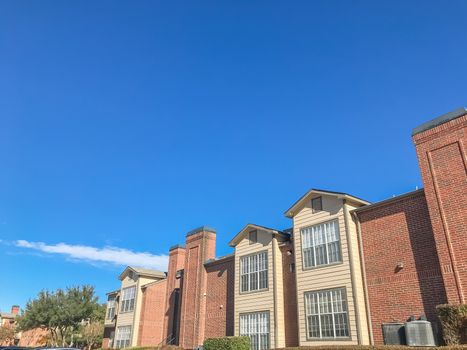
[233,229,287,348]
[114,273,165,347]
[115,275,138,346]
[345,201,370,345]
[292,194,369,346]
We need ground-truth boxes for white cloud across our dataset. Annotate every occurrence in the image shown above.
[14,240,168,271]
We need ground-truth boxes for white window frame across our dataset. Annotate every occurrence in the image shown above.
[106,297,116,320]
[304,288,350,340]
[115,325,132,348]
[301,219,342,269]
[240,251,268,293]
[120,286,136,313]
[239,311,270,350]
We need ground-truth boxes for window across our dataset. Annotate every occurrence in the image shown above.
[312,196,323,213]
[301,220,341,268]
[240,252,268,293]
[120,286,136,313]
[249,230,258,244]
[305,288,349,339]
[240,312,269,350]
[115,326,131,348]
[289,262,296,273]
[106,297,116,320]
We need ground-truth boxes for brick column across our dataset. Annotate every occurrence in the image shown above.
[179,227,216,349]
[413,108,467,304]
[163,244,186,344]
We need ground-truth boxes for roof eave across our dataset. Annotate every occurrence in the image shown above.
[284,189,370,218]
[228,223,287,247]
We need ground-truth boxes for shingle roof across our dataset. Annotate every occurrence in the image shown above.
[228,223,290,247]
[118,266,166,280]
[284,188,370,218]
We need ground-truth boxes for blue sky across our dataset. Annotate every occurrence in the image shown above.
[1,0,466,312]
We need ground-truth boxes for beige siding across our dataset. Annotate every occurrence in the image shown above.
[273,236,286,348]
[345,201,371,345]
[293,195,369,346]
[115,275,138,347]
[234,229,286,348]
[114,274,165,347]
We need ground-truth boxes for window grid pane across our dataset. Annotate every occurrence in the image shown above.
[301,220,341,268]
[305,288,349,339]
[120,286,136,312]
[116,326,131,348]
[240,312,269,350]
[240,252,268,292]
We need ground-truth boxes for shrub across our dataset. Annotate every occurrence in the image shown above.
[203,336,250,350]
[437,304,467,344]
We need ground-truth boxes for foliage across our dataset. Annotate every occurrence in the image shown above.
[18,285,102,347]
[76,319,104,350]
[0,325,15,345]
[204,336,250,350]
[437,304,467,345]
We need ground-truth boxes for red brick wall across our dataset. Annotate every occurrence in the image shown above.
[138,280,168,346]
[102,327,114,349]
[179,229,216,349]
[163,246,186,343]
[357,190,447,344]
[204,256,235,339]
[413,113,467,304]
[280,244,299,347]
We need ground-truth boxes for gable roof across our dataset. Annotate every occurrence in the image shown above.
[0,312,15,319]
[284,188,370,218]
[118,266,166,281]
[228,223,290,247]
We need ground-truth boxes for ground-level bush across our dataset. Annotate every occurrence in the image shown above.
[437,304,467,344]
[204,336,250,350]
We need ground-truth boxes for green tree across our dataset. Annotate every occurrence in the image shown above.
[18,285,101,347]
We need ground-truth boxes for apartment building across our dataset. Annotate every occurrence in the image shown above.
[103,107,467,349]
[103,267,166,349]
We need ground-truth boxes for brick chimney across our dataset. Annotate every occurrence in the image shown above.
[179,226,216,349]
[412,107,467,304]
[163,244,186,344]
[11,305,20,315]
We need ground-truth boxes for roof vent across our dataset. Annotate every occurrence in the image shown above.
[405,320,436,347]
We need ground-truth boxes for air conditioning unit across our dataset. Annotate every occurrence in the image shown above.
[382,323,406,345]
[405,320,436,346]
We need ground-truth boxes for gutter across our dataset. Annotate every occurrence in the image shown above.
[352,210,374,345]
[343,200,362,345]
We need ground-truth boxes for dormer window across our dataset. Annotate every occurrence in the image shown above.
[312,197,322,213]
[249,230,258,244]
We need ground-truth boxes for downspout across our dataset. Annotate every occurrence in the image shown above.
[272,235,279,349]
[343,200,362,344]
[352,210,374,345]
